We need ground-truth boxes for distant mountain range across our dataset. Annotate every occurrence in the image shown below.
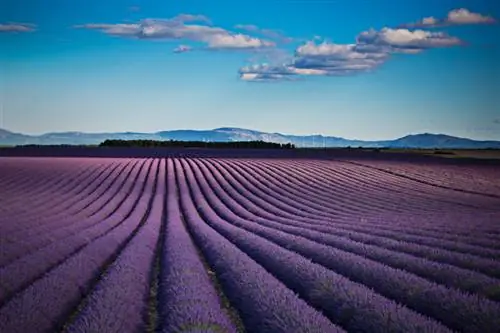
[1,127,499,149]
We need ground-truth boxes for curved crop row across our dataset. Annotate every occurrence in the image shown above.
[178,159,452,333]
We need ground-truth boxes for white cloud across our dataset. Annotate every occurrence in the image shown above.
[296,42,355,57]
[292,40,389,76]
[75,15,274,51]
[447,8,496,24]
[296,41,387,59]
[240,26,464,82]
[357,28,463,51]
[0,23,36,33]
[400,8,496,28]
[238,45,383,82]
[206,33,275,49]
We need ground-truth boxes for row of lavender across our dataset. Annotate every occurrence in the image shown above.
[1,156,499,332]
[345,159,500,198]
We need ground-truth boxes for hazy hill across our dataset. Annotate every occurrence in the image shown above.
[1,127,499,149]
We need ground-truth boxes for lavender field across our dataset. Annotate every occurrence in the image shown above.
[1,154,500,333]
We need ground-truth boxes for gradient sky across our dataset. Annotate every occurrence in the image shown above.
[1,0,499,140]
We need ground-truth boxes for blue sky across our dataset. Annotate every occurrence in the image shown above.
[1,0,499,140]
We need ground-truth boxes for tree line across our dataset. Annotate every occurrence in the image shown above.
[99,139,295,149]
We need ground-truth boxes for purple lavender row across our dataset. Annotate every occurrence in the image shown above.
[0,161,112,243]
[193,158,500,302]
[354,160,500,196]
[218,158,399,222]
[208,158,496,239]
[0,160,138,266]
[0,157,92,192]
[0,158,31,186]
[207,159,500,278]
[158,158,238,333]
[270,160,500,245]
[0,161,109,225]
[0,160,123,235]
[1,160,128,238]
[1,160,131,239]
[0,158,82,195]
[334,161,499,205]
[63,159,165,333]
[189,159,500,332]
[243,158,435,217]
[174,159,344,333]
[0,160,138,267]
[0,164,93,222]
[216,159,500,260]
[255,158,443,214]
[3,160,116,221]
[303,158,498,212]
[180,159,452,333]
[301,159,494,208]
[244,159,404,215]
[210,159,334,220]
[1,160,96,213]
[219,159,420,223]
[329,162,500,215]
[0,159,153,306]
[0,159,148,301]
[252,159,500,249]
[236,158,462,218]
[0,159,158,333]
[348,159,500,200]
[272,159,473,214]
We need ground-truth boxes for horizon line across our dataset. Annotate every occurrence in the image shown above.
[1,126,499,143]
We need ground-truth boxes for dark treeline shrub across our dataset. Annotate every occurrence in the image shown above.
[99,139,295,149]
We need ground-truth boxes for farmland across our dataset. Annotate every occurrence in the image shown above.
[1,151,499,333]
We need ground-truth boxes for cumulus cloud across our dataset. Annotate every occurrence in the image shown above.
[239,42,385,83]
[206,33,275,49]
[401,8,496,28]
[356,28,464,52]
[447,8,496,24]
[241,27,465,82]
[75,14,274,51]
[293,41,388,74]
[235,24,293,43]
[0,23,36,33]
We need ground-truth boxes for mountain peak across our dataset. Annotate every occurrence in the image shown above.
[214,127,262,133]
